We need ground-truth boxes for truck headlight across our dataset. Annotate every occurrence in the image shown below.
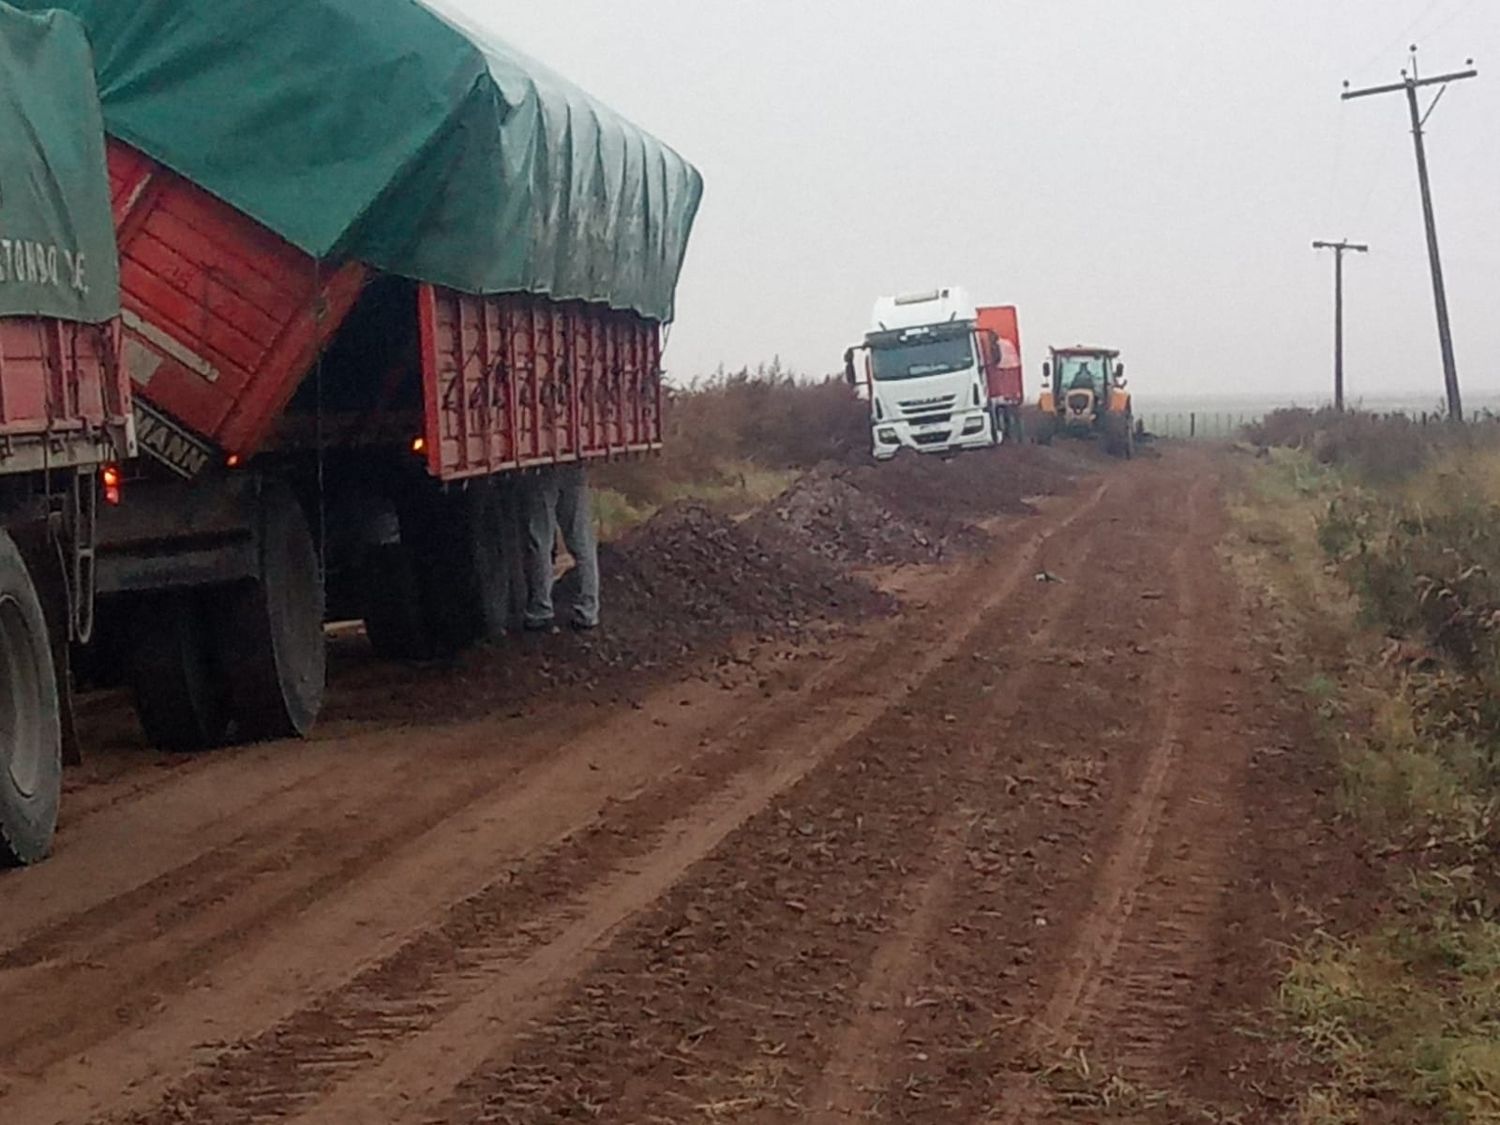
[876,427,898,444]
[962,416,985,435]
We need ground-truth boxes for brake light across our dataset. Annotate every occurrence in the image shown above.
[226,454,241,469]
[101,464,122,506]
[411,436,427,455]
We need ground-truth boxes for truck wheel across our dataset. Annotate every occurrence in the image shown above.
[362,486,509,661]
[219,487,325,741]
[1034,415,1056,446]
[0,530,61,866]
[127,592,232,752]
[463,480,520,643]
[414,493,485,654]
[363,542,441,662]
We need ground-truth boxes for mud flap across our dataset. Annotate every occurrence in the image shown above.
[43,569,81,768]
[17,530,83,767]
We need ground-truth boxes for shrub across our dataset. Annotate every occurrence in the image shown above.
[592,360,867,521]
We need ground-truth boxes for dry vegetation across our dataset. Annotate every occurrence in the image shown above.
[1232,409,1500,1124]
[591,361,868,537]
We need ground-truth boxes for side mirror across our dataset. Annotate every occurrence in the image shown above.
[1042,361,1051,382]
[843,347,857,387]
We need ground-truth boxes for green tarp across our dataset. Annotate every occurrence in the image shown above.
[8,0,702,323]
[0,2,118,323]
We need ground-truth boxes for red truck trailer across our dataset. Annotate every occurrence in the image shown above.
[0,4,131,863]
[976,305,1025,439]
[11,0,702,759]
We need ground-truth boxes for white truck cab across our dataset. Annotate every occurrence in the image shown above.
[844,287,996,460]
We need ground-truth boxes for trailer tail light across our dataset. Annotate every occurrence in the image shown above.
[101,464,122,506]
[411,436,426,455]
[226,454,241,469]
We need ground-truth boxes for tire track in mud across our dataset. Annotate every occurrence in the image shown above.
[986,468,1240,1124]
[1044,479,1272,1110]
[6,694,628,952]
[775,462,1199,1123]
[0,688,734,1076]
[2,486,1116,1125]
[4,657,857,1125]
[805,535,1105,1122]
[2,664,836,1121]
[400,480,1133,1125]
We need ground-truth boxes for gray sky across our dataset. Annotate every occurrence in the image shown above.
[453,1,1498,403]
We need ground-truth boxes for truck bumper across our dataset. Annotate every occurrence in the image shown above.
[873,409,994,460]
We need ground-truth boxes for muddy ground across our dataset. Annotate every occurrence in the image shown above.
[0,443,1360,1124]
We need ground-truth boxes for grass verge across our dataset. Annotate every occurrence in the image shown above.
[1227,425,1500,1124]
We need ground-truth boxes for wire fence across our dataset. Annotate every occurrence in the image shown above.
[1139,408,1496,442]
[1140,412,1254,441]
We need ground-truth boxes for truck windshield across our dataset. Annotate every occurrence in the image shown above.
[869,335,974,381]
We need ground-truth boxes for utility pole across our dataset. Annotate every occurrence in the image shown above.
[1343,50,1476,421]
[1312,240,1368,410]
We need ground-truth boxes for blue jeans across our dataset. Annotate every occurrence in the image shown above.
[523,465,599,628]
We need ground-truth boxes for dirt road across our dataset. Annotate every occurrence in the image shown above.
[0,448,1321,1124]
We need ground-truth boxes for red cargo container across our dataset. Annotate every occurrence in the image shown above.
[109,140,663,483]
[419,289,662,481]
[0,317,127,471]
[108,140,368,466]
[976,305,1023,406]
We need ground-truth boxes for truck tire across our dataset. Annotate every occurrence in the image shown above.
[219,486,325,741]
[127,592,232,752]
[463,479,518,643]
[361,484,513,661]
[0,530,61,866]
[414,494,485,654]
[1033,414,1056,446]
[363,541,442,662]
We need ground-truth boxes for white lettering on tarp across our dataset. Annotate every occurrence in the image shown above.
[0,236,90,296]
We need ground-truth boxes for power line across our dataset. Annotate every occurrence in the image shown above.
[1347,0,1449,80]
[1343,48,1478,420]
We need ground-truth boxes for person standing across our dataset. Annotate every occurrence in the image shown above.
[522,463,600,632]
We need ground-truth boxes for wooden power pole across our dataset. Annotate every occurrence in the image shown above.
[1343,50,1477,421]
[1312,240,1367,411]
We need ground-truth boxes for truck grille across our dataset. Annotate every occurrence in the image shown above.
[912,431,951,446]
[899,393,956,415]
